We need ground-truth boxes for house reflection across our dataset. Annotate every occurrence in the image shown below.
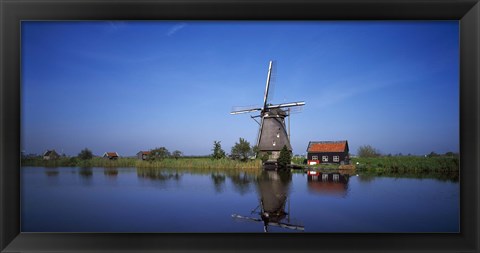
[306,170,350,197]
[232,171,304,232]
[103,168,119,177]
[44,168,59,177]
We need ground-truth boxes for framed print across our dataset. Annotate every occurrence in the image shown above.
[1,0,479,252]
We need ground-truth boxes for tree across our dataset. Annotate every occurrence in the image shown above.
[211,141,226,160]
[252,145,260,158]
[230,138,252,162]
[260,152,270,163]
[172,150,182,160]
[277,145,292,169]
[147,147,170,161]
[357,145,381,158]
[78,148,93,160]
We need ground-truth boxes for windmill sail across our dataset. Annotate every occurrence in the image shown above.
[230,107,262,115]
[262,61,274,111]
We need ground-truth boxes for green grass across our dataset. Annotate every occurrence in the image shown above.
[137,165,262,178]
[290,156,459,178]
[351,156,459,172]
[21,156,262,172]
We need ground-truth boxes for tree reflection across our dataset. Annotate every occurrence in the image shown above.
[137,169,181,181]
[79,168,93,178]
[228,172,254,195]
[211,173,226,193]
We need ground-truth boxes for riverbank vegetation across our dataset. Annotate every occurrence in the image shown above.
[23,142,459,176]
[21,156,262,170]
[351,156,459,172]
[351,145,459,172]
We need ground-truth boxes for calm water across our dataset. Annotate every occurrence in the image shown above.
[21,167,459,233]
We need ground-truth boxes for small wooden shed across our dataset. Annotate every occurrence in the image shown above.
[43,150,59,160]
[306,140,349,165]
[103,152,119,160]
[136,151,151,160]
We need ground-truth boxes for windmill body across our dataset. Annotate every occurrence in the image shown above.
[231,61,305,167]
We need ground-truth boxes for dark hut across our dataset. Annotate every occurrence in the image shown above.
[306,140,350,165]
[103,152,119,160]
[43,150,59,160]
[136,151,151,160]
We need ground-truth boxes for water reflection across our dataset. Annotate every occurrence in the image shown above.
[211,173,226,193]
[232,171,304,232]
[44,168,59,177]
[307,171,350,197]
[26,166,459,232]
[229,173,255,195]
[78,168,93,178]
[104,168,119,177]
[137,169,182,181]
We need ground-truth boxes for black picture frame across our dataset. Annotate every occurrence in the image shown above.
[1,0,479,252]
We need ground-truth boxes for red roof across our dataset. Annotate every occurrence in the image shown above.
[307,141,348,153]
[105,152,118,157]
[140,151,151,155]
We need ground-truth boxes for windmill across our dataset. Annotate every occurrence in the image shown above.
[230,61,305,168]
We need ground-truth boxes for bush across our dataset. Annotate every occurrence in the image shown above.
[357,145,381,158]
[277,145,291,169]
[172,150,182,160]
[211,141,226,160]
[147,147,170,161]
[78,148,93,160]
[231,138,252,162]
[261,153,270,163]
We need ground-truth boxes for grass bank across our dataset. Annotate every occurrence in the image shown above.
[351,156,459,173]
[21,156,262,171]
[292,156,459,175]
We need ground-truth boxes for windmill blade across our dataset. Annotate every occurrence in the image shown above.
[286,106,304,114]
[267,61,277,104]
[232,214,263,222]
[231,105,262,115]
[262,61,274,111]
[230,107,262,115]
[266,101,305,110]
[232,214,305,231]
[256,115,265,147]
[268,222,305,231]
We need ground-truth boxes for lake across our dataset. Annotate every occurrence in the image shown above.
[21,166,459,233]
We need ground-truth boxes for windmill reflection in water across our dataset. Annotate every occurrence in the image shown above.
[232,171,304,232]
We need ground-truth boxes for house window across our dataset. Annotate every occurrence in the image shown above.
[333,174,339,182]
[272,141,276,146]
[312,155,318,160]
[322,174,329,181]
[322,156,328,162]
[276,132,280,138]
[333,156,339,162]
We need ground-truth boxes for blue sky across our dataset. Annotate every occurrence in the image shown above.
[21,21,459,156]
